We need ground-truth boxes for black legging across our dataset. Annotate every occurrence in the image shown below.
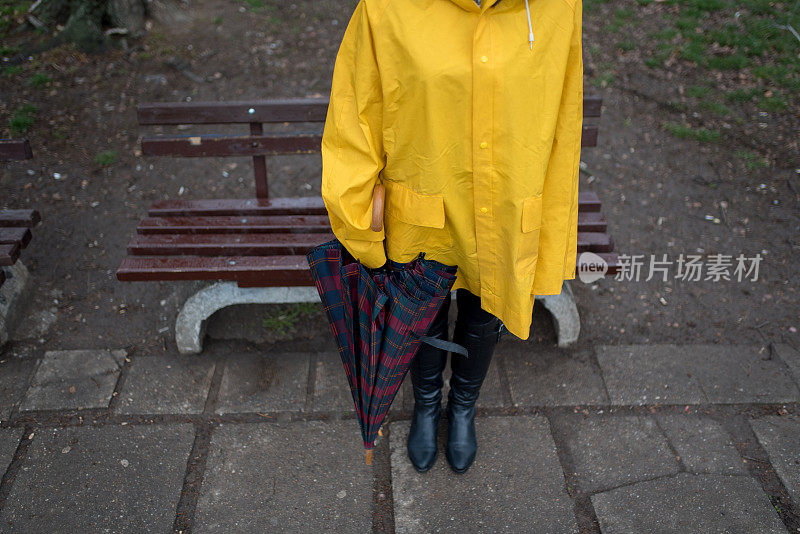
[432,288,505,342]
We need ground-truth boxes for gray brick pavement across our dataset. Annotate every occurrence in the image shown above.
[0,343,797,532]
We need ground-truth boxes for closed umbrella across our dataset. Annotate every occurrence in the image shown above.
[306,190,467,463]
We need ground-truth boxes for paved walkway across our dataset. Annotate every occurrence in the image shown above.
[0,342,798,532]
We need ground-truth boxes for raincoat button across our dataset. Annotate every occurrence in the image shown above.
[480,207,488,213]
[480,55,488,62]
[480,141,488,149]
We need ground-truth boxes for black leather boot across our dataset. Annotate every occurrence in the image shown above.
[407,292,451,472]
[445,297,502,474]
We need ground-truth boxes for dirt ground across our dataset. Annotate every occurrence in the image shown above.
[1,0,798,358]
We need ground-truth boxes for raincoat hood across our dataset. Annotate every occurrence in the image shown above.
[449,0,535,49]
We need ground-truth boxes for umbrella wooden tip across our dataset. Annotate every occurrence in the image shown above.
[365,449,373,465]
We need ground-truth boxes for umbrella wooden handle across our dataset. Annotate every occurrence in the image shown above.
[371,183,385,232]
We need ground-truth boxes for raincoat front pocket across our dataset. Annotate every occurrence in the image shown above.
[515,193,543,278]
[384,181,453,263]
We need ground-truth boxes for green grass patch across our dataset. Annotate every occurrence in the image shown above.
[724,87,759,103]
[592,70,615,88]
[662,121,721,142]
[616,40,636,51]
[687,84,713,98]
[28,72,51,87]
[9,103,37,136]
[243,0,264,10]
[735,149,769,169]
[262,302,320,336]
[94,150,118,167]
[1,65,22,76]
[698,100,730,115]
[0,44,21,56]
[757,93,788,112]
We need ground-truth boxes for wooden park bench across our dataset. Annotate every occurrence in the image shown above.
[0,139,41,346]
[116,97,618,353]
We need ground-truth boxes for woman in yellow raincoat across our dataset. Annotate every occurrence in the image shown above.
[321,0,583,473]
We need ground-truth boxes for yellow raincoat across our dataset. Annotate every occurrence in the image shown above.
[321,0,583,340]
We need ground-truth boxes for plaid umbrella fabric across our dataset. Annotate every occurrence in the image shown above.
[306,238,465,464]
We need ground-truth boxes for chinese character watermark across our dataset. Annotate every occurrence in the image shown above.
[577,252,763,284]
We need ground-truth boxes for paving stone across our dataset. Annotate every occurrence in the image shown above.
[115,354,215,414]
[596,344,800,405]
[591,473,787,533]
[684,344,800,404]
[0,423,195,532]
[656,414,747,474]
[312,352,358,412]
[0,356,36,419]
[749,415,800,507]
[559,414,679,493]
[215,352,310,413]
[0,428,23,478]
[775,343,800,387]
[19,349,127,411]
[195,420,372,532]
[390,415,578,534]
[504,348,608,406]
[595,345,706,405]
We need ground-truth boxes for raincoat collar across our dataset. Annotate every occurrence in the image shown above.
[448,0,535,50]
[447,0,502,12]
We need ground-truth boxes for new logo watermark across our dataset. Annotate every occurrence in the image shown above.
[578,252,763,284]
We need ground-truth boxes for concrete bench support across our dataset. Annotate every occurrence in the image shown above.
[0,262,31,347]
[175,282,321,354]
[175,279,579,354]
[536,280,580,348]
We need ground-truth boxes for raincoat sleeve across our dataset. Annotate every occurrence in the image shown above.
[533,0,583,294]
[320,0,387,269]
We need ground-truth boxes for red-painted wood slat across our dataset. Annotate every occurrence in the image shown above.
[0,227,32,248]
[0,243,20,266]
[0,209,41,228]
[136,215,332,234]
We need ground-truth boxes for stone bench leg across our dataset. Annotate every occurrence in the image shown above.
[0,262,31,348]
[175,282,321,355]
[535,280,580,348]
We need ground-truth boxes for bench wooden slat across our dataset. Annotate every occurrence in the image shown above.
[576,232,614,253]
[136,95,603,126]
[148,197,328,217]
[0,209,42,227]
[117,249,619,286]
[116,255,314,285]
[0,227,32,248]
[129,220,609,256]
[577,211,607,232]
[140,133,323,158]
[0,243,20,266]
[127,232,336,256]
[142,127,598,158]
[138,98,331,125]
[0,139,33,161]
[137,215,332,234]
[147,193,601,218]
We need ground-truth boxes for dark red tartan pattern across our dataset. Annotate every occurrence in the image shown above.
[306,238,457,450]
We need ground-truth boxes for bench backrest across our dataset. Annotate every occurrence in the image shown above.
[0,139,33,162]
[137,96,602,199]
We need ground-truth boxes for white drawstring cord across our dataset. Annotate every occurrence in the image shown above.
[525,0,534,50]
